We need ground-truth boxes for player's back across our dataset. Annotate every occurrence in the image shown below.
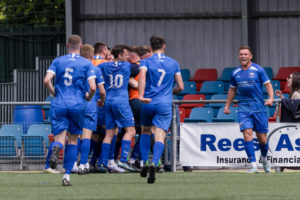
[99,61,131,103]
[140,53,180,104]
[49,53,95,109]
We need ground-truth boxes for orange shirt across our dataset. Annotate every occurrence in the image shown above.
[92,58,108,66]
[129,73,140,100]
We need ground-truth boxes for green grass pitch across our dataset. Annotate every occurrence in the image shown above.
[0,171,300,200]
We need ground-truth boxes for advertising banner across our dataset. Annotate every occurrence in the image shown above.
[180,123,300,167]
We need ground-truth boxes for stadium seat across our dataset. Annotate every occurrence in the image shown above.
[199,81,224,99]
[219,67,235,92]
[178,108,186,123]
[176,81,197,100]
[263,80,280,94]
[281,82,290,94]
[180,69,191,82]
[213,106,238,122]
[42,96,53,121]
[263,67,273,80]
[180,94,205,118]
[0,124,23,148]
[273,66,300,90]
[27,124,51,148]
[190,68,218,91]
[0,136,20,161]
[204,94,227,117]
[184,107,213,123]
[21,135,46,161]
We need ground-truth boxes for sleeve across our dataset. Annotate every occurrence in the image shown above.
[47,58,58,75]
[230,71,237,88]
[95,67,105,85]
[174,61,181,75]
[259,67,270,84]
[139,60,148,71]
[87,64,96,80]
[130,63,140,77]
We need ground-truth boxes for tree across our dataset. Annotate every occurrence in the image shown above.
[0,0,65,27]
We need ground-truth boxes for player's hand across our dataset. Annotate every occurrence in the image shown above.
[86,92,92,101]
[265,99,273,106]
[139,97,152,104]
[275,90,283,99]
[97,99,105,107]
[223,107,230,114]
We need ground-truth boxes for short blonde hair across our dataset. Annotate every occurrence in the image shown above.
[80,44,94,60]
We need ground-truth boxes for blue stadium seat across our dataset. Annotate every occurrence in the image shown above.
[21,136,45,161]
[263,67,273,80]
[0,136,19,160]
[198,81,224,99]
[176,81,196,100]
[180,69,191,82]
[204,94,228,117]
[27,124,51,148]
[0,124,23,148]
[184,107,213,122]
[213,106,238,122]
[219,67,235,92]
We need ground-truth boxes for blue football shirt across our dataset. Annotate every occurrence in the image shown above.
[98,61,131,103]
[47,53,96,109]
[139,53,181,104]
[230,62,270,112]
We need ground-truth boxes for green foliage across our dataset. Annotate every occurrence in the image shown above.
[0,0,65,27]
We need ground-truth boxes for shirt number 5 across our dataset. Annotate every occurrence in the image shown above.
[64,67,73,86]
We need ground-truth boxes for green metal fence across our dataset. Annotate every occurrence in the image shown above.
[0,26,65,83]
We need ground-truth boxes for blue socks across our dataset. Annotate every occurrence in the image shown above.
[244,141,256,162]
[152,141,164,167]
[63,144,77,174]
[80,139,91,165]
[99,143,111,167]
[259,142,268,157]
[140,134,151,163]
[109,135,117,160]
[130,138,141,160]
[120,140,131,162]
[45,141,63,169]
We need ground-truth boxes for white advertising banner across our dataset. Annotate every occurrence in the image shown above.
[180,123,300,167]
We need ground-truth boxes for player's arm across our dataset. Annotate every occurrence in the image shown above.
[224,87,237,114]
[97,83,106,107]
[129,78,138,89]
[86,78,96,101]
[173,74,184,95]
[138,68,151,103]
[264,82,274,106]
[44,72,55,97]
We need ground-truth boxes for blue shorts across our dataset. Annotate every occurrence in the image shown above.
[105,102,135,130]
[50,106,84,136]
[140,103,172,132]
[238,111,268,133]
[83,111,97,131]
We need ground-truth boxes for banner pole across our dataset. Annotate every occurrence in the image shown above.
[172,102,177,172]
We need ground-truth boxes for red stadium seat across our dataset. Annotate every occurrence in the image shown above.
[281,82,290,94]
[273,66,300,90]
[180,94,205,117]
[190,68,218,91]
[178,108,186,123]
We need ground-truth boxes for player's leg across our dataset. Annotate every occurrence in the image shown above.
[107,128,125,173]
[254,112,270,173]
[78,128,93,175]
[62,133,79,186]
[97,128,115,173]
[118,126,136,171]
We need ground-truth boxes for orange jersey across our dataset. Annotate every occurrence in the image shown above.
[92,58,108,66]
[129,73,140,100]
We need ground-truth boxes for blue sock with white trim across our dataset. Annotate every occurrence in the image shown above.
[120,139,131,162]
[63,144,77,174]
[152,141,165,167]
[140,134,151,163]
[79,139,90,165]
[244,141,256,163]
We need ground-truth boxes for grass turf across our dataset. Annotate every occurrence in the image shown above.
[0,171,300,200]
